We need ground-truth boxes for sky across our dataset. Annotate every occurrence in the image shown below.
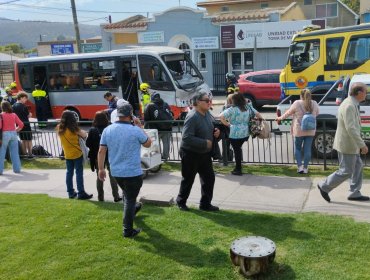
[0,0,201,25]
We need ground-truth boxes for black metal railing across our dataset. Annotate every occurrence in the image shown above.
[15,119,370,168]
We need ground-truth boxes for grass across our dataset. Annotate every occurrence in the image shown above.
[0,193,370,280]
[8,158,370,179]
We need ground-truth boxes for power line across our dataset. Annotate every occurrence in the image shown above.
[5,3,151,14]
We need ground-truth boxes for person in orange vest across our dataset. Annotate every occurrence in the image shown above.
[32,84,48,128]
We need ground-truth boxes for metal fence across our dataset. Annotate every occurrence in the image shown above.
[17,119,370,168]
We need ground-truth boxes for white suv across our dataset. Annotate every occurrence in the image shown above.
[276,74,370,158]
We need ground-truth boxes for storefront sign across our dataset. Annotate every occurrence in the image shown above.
[221,20,311,49]
[138,31,164,43]
[221,25,235,49]
[51,44,74,55]
[81,43,103,53]
[192,37,219,49]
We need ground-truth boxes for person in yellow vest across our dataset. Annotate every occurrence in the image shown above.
[32,84,48,128]
[140,83,151,113]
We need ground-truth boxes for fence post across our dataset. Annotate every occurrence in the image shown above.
[323,120,327,170]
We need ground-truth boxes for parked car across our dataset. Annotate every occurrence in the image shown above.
[276,75,370,158]
[238,69,281,108]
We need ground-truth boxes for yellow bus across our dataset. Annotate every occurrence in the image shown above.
[280,23,370,97]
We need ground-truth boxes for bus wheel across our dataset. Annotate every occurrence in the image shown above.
[67,109,80,122]
[150,164,162,173]
[313,130,337,159]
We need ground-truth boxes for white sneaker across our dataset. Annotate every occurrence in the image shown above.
[297,166,304,174]
[303,168,308,174]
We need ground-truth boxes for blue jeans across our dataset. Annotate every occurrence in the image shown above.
[0,131,21,174]
[294,136,314,168]
[65,156,85,196]
[115,176,143,234]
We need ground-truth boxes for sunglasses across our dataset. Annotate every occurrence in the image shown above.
[199,99,212,103]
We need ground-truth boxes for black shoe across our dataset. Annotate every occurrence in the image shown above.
[123,228,142,238]
[317,185,330,203]
[231,170,242,176]
[177,203,189,211]
[135,202,142,215]
[77,192,93,200]
[348,196,370,201]
[69,192,77,199]
[114,197,123,203]
[199,204,220,211]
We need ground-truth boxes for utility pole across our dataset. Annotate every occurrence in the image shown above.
[70,0,81,53]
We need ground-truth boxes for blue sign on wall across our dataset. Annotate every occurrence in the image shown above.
[51,44,74,55]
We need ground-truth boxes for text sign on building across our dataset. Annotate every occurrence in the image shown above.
[138,31,164,43]
[51,44,74,55]
[221,20,311,49]
[192,37,219,49]
[81,43,102,53]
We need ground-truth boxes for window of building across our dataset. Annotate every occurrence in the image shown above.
[304,0,312,5]
[261,3,268,9]
[198,52,207,71]
[345,36,370,64]
[316,3,338,18]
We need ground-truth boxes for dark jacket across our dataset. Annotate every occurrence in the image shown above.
[86,125,107,171]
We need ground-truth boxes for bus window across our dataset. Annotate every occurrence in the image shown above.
[81,59,117,90]
[138,55,174,91]
[49,62,80,90]
[18,65,31,91]
[345,36,370,64]
[326,38,343,65]
[290,40,320,71]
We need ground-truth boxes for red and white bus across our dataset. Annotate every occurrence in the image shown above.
[14,46,211,120]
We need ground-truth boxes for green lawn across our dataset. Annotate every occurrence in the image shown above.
[1,193,369,280]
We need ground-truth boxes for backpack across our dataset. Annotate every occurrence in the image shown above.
[299,102,316,131]
[32,145,52,157]
[153,103,173,130]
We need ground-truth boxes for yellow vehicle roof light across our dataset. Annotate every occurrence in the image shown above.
[302,25,322,32]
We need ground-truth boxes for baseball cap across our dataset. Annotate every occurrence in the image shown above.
[116,102,132,117]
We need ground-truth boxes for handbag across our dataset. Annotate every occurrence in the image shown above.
[78,137,89,163]
[247,105,271,139]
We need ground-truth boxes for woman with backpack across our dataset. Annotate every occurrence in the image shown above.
[219,94,262,176]
[0,101,24,175]
[276,89,319,174]
[86,111,122,202]
[57,110,93,199]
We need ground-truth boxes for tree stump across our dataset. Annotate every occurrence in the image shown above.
[230,236,276,277]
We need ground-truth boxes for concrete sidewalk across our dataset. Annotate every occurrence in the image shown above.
[1,169,370,223]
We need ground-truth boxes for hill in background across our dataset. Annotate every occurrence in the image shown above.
[0,18,101,49]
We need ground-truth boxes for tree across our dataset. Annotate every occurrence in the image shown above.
[342,0,360,14]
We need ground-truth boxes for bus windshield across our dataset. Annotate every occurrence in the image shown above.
[161,53,203,90]
[289,40,320,72]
